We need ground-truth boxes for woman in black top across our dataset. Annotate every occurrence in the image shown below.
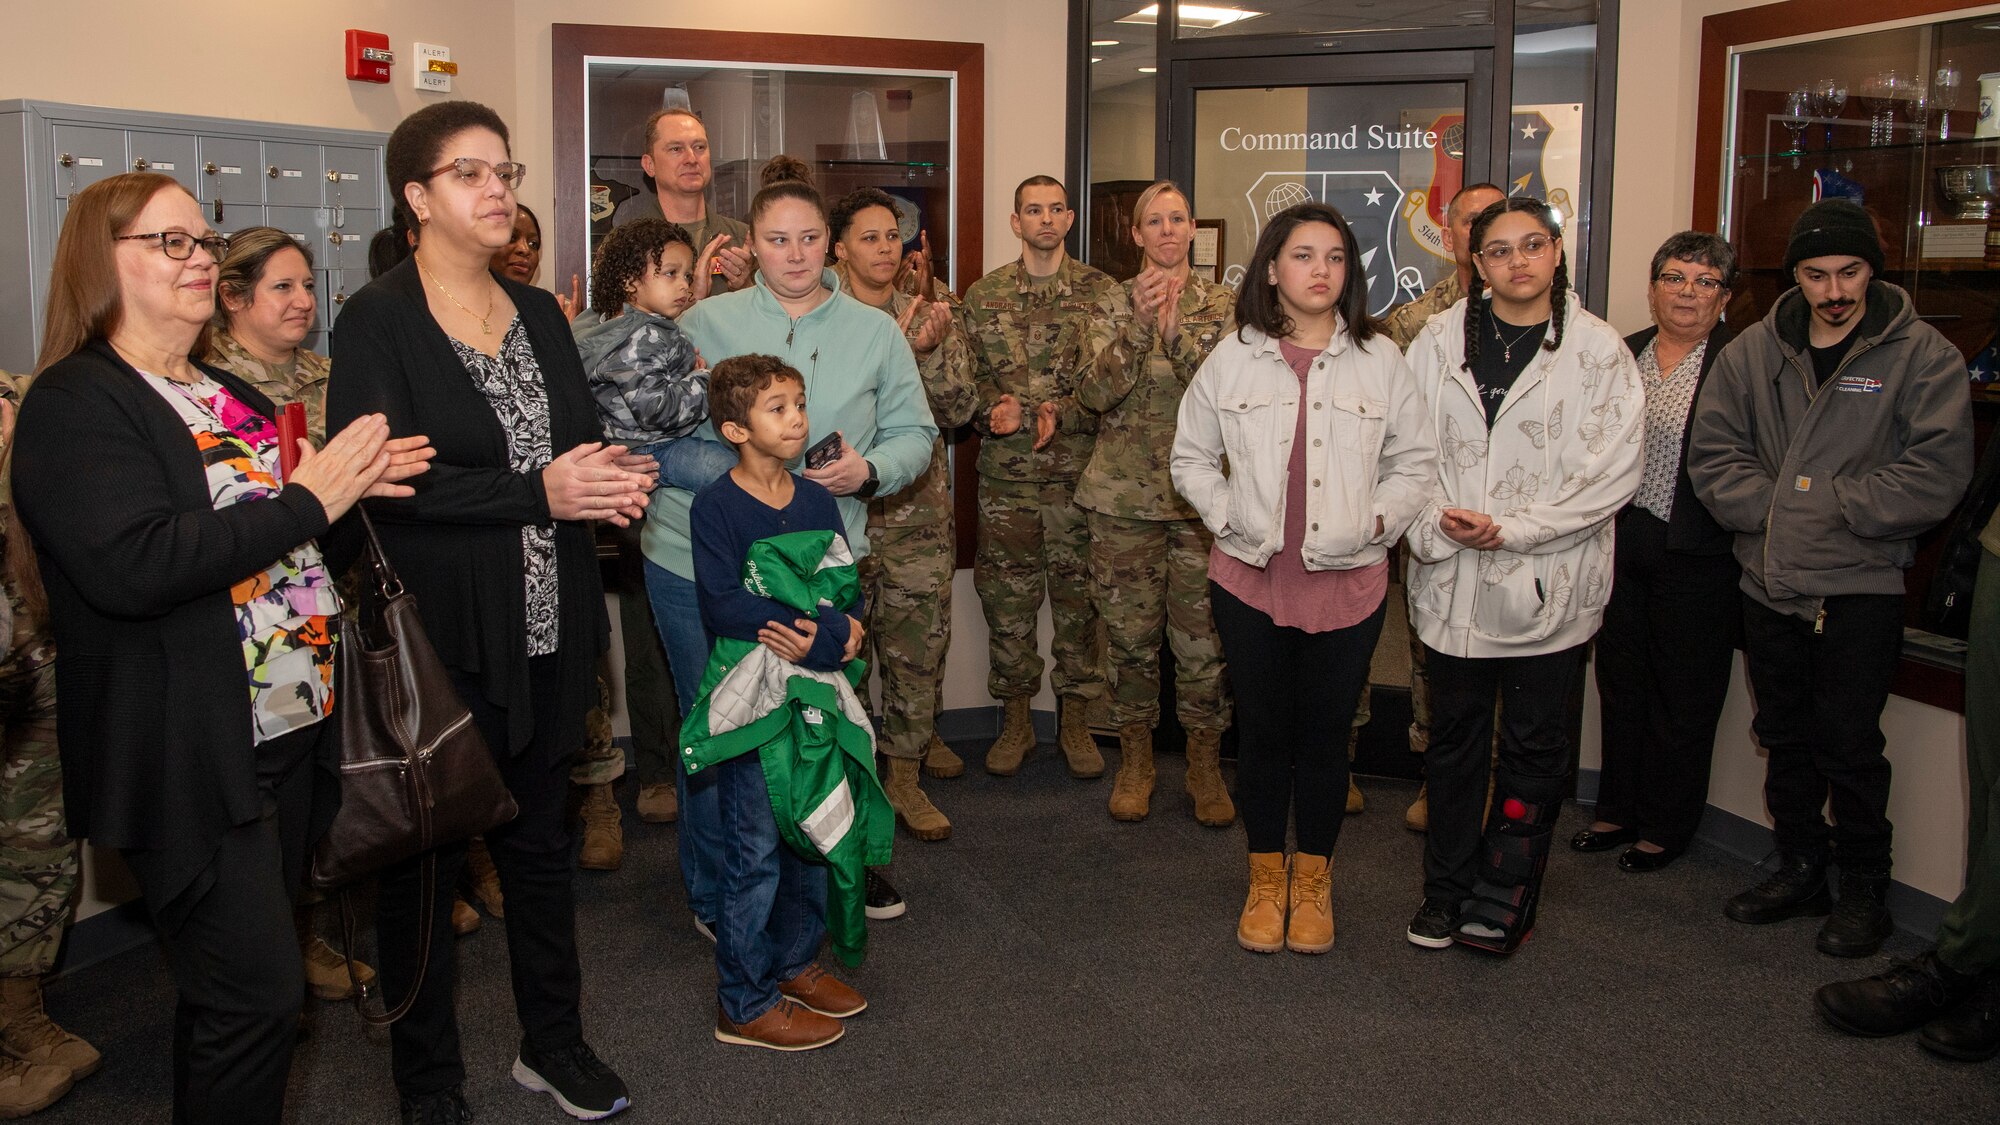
[12,171,428,1124]
[327,102,651,1123]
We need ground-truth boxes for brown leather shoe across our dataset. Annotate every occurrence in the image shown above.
[451,897,481,936]
[778,964,868,1018]
[466,837,504,918]
[714,999,844,1051]
[1346,776,1365,814]
[636,781,679,823]
[1286,853,1335,954]
[301,933,377,1002]
[1405,783,1429,832]
[1238,851,1288,953]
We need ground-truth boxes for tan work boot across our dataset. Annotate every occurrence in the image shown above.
[1238,852,1288,953]
[1184,728,1235,827]
[1107,722,1155,821]
[466,836,504,917]
[984,696,1036,776]
[1058,699,1105,779]
[922,732,965,779]
[883,756,952,841]
[1286,853,1335,954]
[636,781,679,823]
[577,782,624,871]
[452,897,481,936]
[1347,776,1366,813]
[298,908,377,1001]
[0,1055,71,1117]
[1405,783,1429,832]
[0,975,99,1080]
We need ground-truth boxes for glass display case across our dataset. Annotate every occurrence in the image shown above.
[1723,13,2000,399]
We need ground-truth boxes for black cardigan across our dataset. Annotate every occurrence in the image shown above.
[11,339,346,883]
[1625,320,1738,556]
[326,257,609,758]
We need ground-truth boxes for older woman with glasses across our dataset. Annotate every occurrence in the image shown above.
[327,101,650,1123]
[1572,231,1741,873]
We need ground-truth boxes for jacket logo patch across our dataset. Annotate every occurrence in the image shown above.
[1835,374,1884,394]
[1794,475,1813,492]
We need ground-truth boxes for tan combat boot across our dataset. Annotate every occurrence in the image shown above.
[636,781,679,823]
[1347,776,1366,814]
[298,908,377,1002]
[1183,728,1235,827]
[1286,853,1335,954]
[1405,783,1429,832]
[1107,722,1155,821]
[466,836,504,917]
[922,732,965,779]
[577,782,624,871]
[984,696,1036,776]
[1238,852,1288,953]
[883,756,952,841]
[0,1055,70,1117]
[1058,699,1105,779]
[452,898,481,936]
[0,975,99,1079]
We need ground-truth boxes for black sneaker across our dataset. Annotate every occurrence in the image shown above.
[1723,853,1831,924]
[1407,897,1458,948]
[865,868,906,920]
[1816,950,1973,1037]
[512,1040,629,1120]
[401,1087,473,1125]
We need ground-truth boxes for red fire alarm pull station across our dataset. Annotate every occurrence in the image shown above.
[345,30,393,83]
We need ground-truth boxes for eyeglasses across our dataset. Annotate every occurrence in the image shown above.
[1655,271,1726,293]
[427,157,527,191]
[1475,234,1557,265]
[116,231,229,261]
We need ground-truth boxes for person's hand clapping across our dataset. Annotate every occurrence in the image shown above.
[1440,507,1504,551]
[289,413,397,523]
[542,442,653,525]
[367,435,436,498]
[1159,275,1185,342]
[1033,400,1057,451]
[691,233,731,301]
[612,448,660,492]
[1132,266,1171,330]
[716,244,754,291]
[801,437,871,496]
[988,393,1025,437]
[555,273,582,322]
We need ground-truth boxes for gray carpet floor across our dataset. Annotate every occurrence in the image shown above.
[37,739,2000,1123]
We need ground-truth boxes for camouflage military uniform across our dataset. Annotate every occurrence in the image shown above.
[205,332,332,446]
[569,668,626,786]
[0,372,74,979]
[964,256,1120,703]
[1381,273,1465,355]
[1076,272,1234,732]
[849,274,979,760]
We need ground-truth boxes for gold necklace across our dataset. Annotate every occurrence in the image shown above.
[415,254,497,335]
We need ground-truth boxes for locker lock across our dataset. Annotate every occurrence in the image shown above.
[326,169,341,184]
[267,165,280,179]
[131,158,149,172]
[57,153,73,167]
[203,162,218,175]
[332,292,348,306]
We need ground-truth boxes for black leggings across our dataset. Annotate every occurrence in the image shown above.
[1209,582,1384,856]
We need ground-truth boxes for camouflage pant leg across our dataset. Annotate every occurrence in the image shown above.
[1161,518,1230,731]
[976,476,1099,700]
[0,664,76,976]
[1039,481,1101,703]
[863,519,954,760]
[569,667,626,786]
[1089,514,1229,730]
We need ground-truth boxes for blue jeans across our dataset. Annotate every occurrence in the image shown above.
[644,559,722,926]
[713,750,828,1024]
[632,435,737,496]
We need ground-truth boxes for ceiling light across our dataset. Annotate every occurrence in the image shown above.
[1116,4,1265,30]
[1092,39,1120,46]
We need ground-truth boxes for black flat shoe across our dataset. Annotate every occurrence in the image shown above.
[1569,826,1638,853]
[1618,845,1682,872]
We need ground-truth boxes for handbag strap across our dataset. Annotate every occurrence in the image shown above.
[338,852,436,1027]
[352,505,405,603]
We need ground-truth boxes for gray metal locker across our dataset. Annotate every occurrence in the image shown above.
[49,124,123,198]
[262,143,321,207]
[321,145,381,211]
[196,136,262,204]
[126,130,198,193]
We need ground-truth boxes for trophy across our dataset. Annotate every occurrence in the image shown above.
[1938,164,2000,219]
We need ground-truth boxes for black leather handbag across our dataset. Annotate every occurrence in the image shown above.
[310,508,518,1022]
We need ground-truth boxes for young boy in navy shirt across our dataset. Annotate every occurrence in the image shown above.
[690,354,868,1051]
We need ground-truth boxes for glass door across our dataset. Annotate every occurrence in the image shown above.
[1169,51,1493,315]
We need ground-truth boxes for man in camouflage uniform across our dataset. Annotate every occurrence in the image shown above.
[964,177,1121,778]
[1077,184,1237,825]
[1376,181,1505,830]
[0,380,96,1116]
[832,188,979,839]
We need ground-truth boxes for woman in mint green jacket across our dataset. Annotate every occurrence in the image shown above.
[638,177,936,940]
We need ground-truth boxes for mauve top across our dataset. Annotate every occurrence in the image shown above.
[1208,338,1387,633]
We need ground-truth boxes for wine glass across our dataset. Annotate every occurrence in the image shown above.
[1809,77,1848,151]
[1782,87,1812,167]
[1860,71,1909,146]
[1931,63,1963,141]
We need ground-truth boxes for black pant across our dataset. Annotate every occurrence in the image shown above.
[1209,582,1384,856]
[123,722,322,1125]
[1593,509,1740,852]
[1742,592,1903,872]
[377,655,586,1098]
[1422,644,1585,901]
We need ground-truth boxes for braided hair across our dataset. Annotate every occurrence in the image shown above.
[1460,196,1568,371]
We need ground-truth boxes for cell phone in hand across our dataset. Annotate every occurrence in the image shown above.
[804,432,842,471]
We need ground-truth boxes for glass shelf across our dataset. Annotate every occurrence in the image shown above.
[1740,133,2000,162]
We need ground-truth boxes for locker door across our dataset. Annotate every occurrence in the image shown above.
[326,208,377,272]
[208,202,268,238]
[264,206,327,270]
[320,145,381,211]
[262,143,322,207]
[126,130,198,193]
[196,136,263,204]
[50,124,125,198]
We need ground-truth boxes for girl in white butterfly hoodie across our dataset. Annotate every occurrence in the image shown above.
[1399,198,1643,955]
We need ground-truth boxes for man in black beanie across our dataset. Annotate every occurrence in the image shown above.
[1687,197,1973,959]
